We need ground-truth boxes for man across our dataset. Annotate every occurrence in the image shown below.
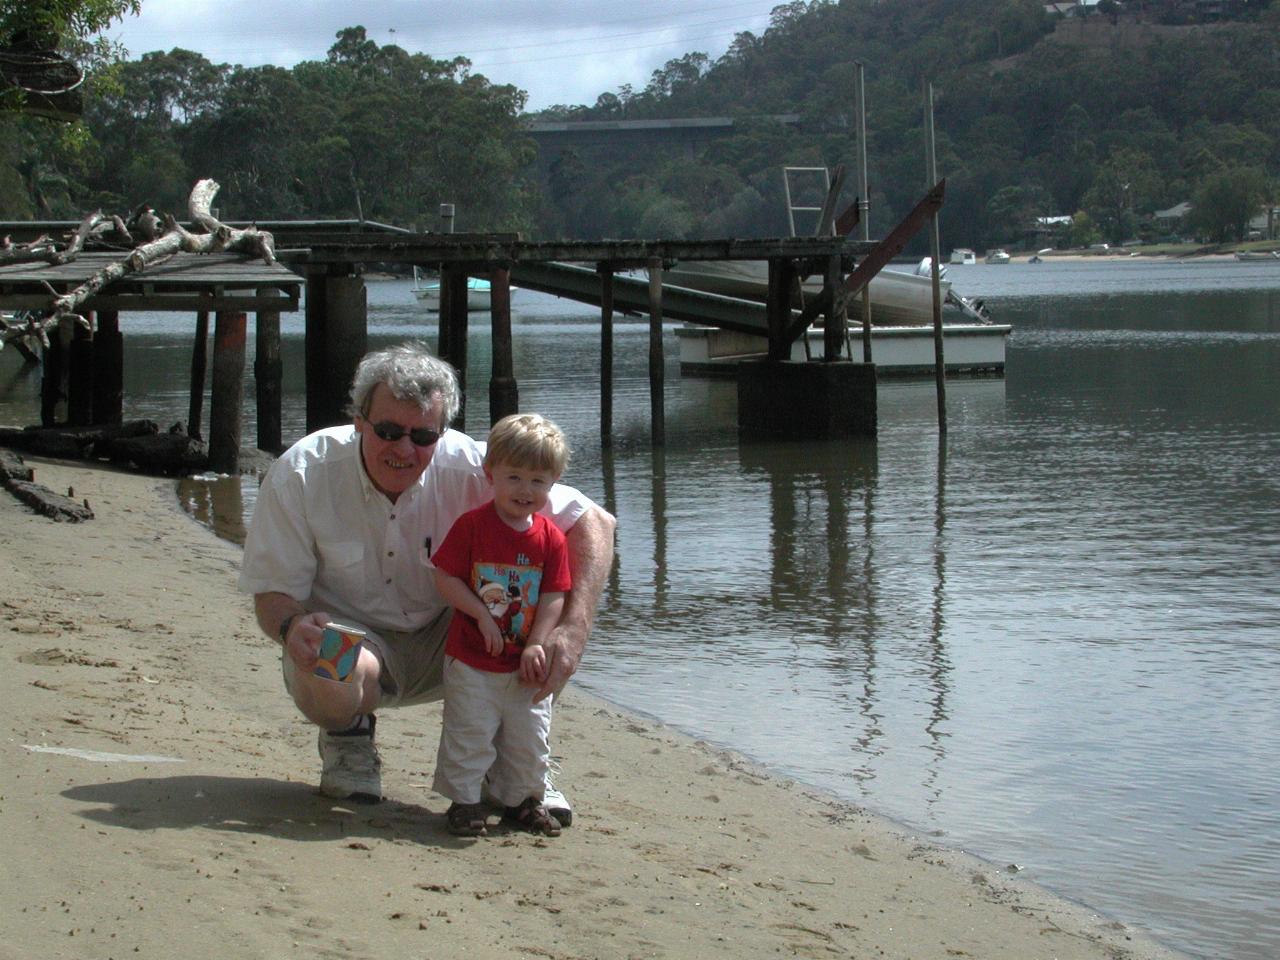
[239,342,615,825]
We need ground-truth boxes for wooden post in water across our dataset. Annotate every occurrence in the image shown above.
[441,266,469,430]
[92,310,123,425]
[646,257,665,446]
[822,252,845,361]
[67,316,94,426]
[208,310,246,474]
[304,269,367,432]
[855,61,874,363]
[254,293,282,453]
[189,310,210,439]
[488,267,517,425]
[599,264,615,448]
[766,258,795,361]
[923,80,947,434]
[40,324,66,426]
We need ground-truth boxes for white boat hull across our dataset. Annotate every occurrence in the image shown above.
[661,260,951,327]
[414,280,492,312]
[674,322,1011,377]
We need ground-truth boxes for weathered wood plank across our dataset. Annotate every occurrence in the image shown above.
[5,478,94,521]
[0,448,33,482]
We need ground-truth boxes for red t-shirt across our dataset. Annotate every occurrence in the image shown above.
[432,502,572,673]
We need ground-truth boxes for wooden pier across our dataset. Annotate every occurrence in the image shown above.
[0,204,946,471]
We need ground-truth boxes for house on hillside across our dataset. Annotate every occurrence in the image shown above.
[1153,201,1192,236]
[1030,214,1074,244]
[1246,206,1278,241]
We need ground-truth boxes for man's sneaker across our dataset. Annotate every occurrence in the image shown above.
[544,758,572,827]
[318,714,382,803]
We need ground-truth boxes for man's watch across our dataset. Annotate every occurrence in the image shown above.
[278,613,298,646]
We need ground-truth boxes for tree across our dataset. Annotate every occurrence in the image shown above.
[1064,210,1101,249]
[1082,148,1163,243]
[1,0,140,114]
[1188,168,1269,244]
[985,182,1052,245]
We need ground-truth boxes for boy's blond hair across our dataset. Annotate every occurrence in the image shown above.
[484,413,570,477]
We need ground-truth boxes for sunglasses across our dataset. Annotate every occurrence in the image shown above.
[367,420,444,447]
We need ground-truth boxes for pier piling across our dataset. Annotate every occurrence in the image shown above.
[208,310,246,474]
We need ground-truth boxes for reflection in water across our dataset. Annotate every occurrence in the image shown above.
[650,447,667,611]
[739,440,904,789]
[599,446,621,597]
[924,437,950,807]
[175,474,247,544]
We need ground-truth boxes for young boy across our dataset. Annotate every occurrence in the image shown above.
[430,413,573,837]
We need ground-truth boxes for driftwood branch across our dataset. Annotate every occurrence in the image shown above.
[0,179,277,353]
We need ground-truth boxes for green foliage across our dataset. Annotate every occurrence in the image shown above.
[1188,168,1269,243]
[1064,210,1102,249]
[9,24,535,230]
[6,1,1278,251]
[533,0,1276,248]
[0,0,139,43]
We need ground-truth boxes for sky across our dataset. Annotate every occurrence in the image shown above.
[102,0,784,112]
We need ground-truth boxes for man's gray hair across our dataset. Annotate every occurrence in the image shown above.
[348,342,460,425]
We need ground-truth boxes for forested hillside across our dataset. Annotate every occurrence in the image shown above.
[539,0,1279,248]
[2,1,1276,249]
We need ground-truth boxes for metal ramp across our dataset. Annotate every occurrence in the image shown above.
[509,260,778,337]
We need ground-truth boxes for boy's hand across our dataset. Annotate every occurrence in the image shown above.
[520,643,547,685]
[478,616,505,657]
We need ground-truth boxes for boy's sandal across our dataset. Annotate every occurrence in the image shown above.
[446,802,488,837]
[503,797,562,837]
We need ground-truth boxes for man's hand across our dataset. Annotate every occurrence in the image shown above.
[532,622,583,703]
[530,505,616,703]
[282,611,332,672]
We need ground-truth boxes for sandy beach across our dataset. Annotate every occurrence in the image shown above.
[1,456,1185,960]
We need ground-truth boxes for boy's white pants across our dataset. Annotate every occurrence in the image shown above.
[433,655,552,807]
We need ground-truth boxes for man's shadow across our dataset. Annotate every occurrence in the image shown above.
[62,774,494,847]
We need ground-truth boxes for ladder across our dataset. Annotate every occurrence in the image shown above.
[782,166,831,237]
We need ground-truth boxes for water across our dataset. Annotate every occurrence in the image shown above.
[3,258,1279,959]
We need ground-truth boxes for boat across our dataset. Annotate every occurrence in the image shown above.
[656,257,1005,376]
[985,248,1011,264]
[950,248,977,265]
[411,267,493,311]
[1234,250,1279,261]
[660,257,988,327]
